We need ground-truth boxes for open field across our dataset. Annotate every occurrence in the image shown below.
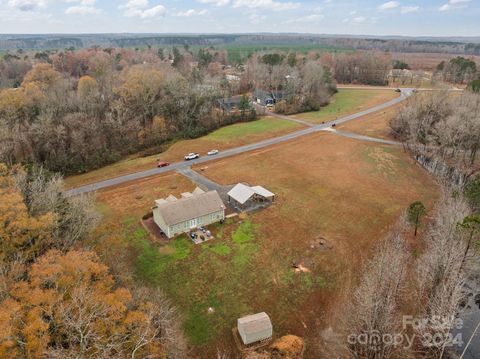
[65,116,303,189]
[391,51,480,71]
[217,43,351,63]
[337,104,400,139]
[92,129,439,357]
[292,88,399,124]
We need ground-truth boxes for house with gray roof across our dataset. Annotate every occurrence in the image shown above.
[153,187,226,238]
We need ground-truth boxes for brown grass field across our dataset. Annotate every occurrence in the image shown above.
[337,104,400,139]
[88,94,439,357]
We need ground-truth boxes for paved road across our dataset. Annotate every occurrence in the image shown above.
[66,89,412,196]
[176,167,225,192]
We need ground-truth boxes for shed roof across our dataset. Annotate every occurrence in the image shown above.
[228,184,275,205]
[228,183,255,205]
[155,190,225,226]
[238,312,272,335]
[251,186,275,198]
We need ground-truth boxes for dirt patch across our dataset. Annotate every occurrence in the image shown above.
[310,236,334,251]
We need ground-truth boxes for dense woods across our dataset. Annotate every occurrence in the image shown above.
[390,91,480,174]
[0,164,185,358]
[436,56,478,84]
[0,46,343,174]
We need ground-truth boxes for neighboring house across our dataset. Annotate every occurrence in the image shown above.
[237,312,273,345]
[254,88,291,106]
[228,183,275,210]
[254,88,274,106]
[153,187,226,238]
[216,96,243,112]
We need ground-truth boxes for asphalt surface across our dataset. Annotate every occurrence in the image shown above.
[66,88,412,196]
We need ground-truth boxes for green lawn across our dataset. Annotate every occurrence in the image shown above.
[292,88,398,123]
[126,217,327,348]
[205,117,298,142]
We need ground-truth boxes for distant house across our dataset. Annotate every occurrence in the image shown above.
[237,312,273,345]
[216,96,243,112]
[227,183,275,210]
[254,88,274,106]
[254,88,291,106]
[153,187,225,238]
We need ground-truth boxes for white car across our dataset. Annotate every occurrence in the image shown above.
[184,153,200,161]
[207,149,219,156]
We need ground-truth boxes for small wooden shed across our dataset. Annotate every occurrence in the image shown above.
[237,312,273,345]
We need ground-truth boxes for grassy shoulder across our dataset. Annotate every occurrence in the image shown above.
[292,88,399,124]
[64,116,302,189]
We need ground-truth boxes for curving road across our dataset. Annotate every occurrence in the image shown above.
[66,88,413,196]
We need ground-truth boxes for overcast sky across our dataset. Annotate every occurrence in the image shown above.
[0,0,478,37]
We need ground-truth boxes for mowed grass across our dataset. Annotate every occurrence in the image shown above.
[197,131,439,356]
[65,116,302,189]
[292,88,399,124]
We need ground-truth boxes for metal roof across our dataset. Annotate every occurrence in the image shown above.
[238,312,272,335]
[251,186,275,198]
[155,190,225,226]
[228,184,275,205]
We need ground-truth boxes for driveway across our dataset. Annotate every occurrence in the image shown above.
[66,89,412,196]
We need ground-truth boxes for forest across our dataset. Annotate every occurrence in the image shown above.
[0,45,413,174]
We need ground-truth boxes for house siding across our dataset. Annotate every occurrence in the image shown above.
[162,209,225,238]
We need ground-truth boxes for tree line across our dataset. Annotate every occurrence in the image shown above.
[0,164,187,357]
[390,90,480,174]
[0,46,341,175]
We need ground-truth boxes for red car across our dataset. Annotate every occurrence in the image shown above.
[157,161,170,168]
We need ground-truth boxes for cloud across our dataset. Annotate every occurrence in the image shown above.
[65,0,101,15]
[343,15,367,23]
[197,0,230,6]
[377,1,399,11]
[175,8,207,17]
[401,5,419,13]
[249,13,266,24]
[7,0,49,11]
[286,13,324,23]
[233,0,300,11]
[65,5,101,15]
[120,0,166,18]
[439,0,471,11]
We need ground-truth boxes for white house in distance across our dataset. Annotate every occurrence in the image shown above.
[153,187,225,238]
[237,312,273,345]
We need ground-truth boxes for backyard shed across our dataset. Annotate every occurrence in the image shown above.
[237,312,273,345]
[228,183,275,210]
[153,188,225,238]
